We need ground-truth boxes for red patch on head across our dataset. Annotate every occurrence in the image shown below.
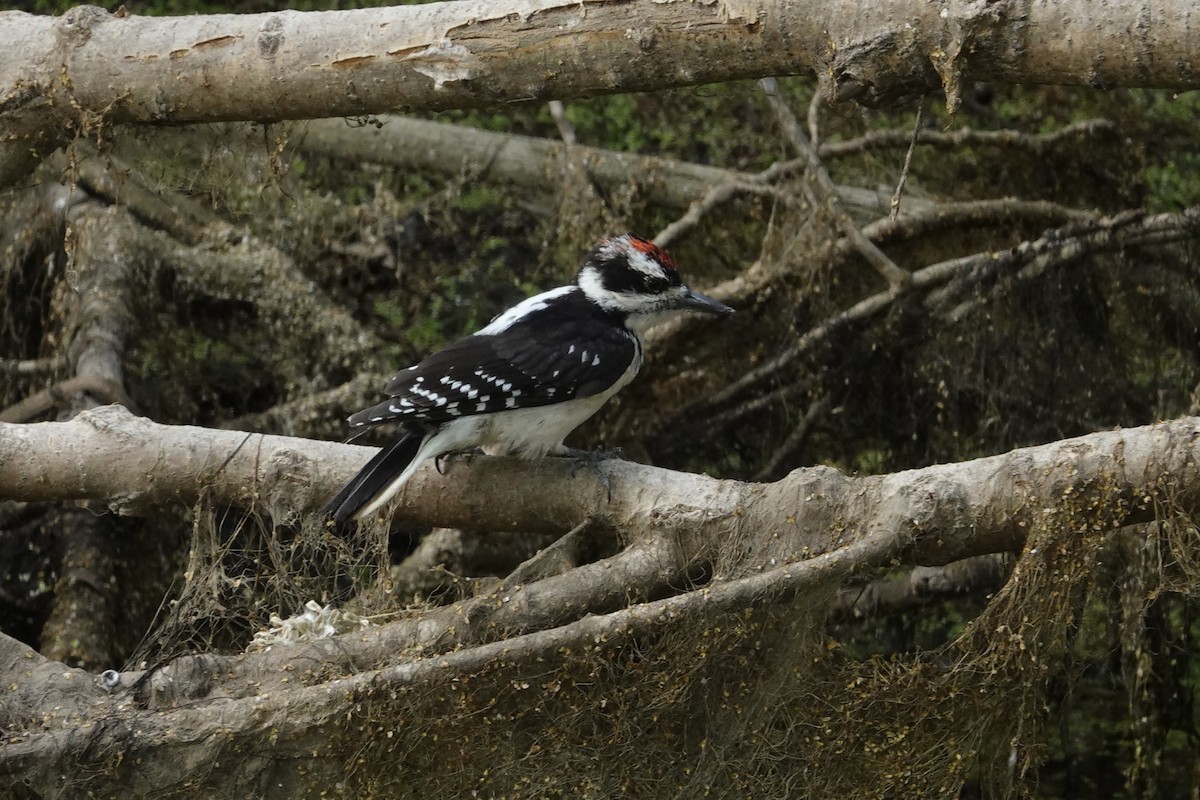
[627,235,677,272]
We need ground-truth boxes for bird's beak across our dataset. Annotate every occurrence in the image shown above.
[676,287,735,316]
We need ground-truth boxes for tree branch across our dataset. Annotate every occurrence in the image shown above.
[830,554,1012,622]
[1,525,894,796]
[760,77,910,289]
[6,403,1200,793]
[4,406,1200,791]
[3,405,1200,570]
[703,206,1200,412]
[297,115,907,222]
[818,118,1117,160]
[4,0,1197,187]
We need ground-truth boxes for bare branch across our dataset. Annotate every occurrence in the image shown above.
[0,375,132,424]
[760,77,911,289]
[704,205,1199,412]
[5,401,1200,794]
[3,405,1200,570]
[831,554,1012,622]
[859,197,1093,245]
[63,204,141,404]
[889,100,924,220]
[546,100,576,145]
[818,118,1117,160]
[297,116,907,221]
[807,90,823,146]
[0,357,64,376]
[753,394,831,481]
[928,208,1200,320]
[654,178,790,250]
[0,525,894,794]
[71,147,226,245]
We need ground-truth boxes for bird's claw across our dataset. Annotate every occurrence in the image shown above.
[434,449,477,475]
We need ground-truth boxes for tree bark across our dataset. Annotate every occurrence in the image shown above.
[3,408,1200,795]
[3,0,1198,187]
[296,116,912,221]
[2,406,1198,568]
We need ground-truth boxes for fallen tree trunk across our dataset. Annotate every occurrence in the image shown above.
[2,408,1200,795]
[3,0,1198,187]
[296,116,914,221]
[3,407,1198,565]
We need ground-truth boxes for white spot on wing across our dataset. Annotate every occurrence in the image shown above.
[592,354,600,366]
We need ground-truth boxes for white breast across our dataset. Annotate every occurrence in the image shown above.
[479,343,642,457]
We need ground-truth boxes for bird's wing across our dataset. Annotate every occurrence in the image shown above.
[348,316,637,430]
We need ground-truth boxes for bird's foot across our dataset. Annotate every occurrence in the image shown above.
[434,449,479,475]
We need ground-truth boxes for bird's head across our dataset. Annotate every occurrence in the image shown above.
[576,234,734,331]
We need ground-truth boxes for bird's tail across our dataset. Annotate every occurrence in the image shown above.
[321,433,425,524]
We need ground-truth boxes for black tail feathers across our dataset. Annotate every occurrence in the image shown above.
[321,433,423,524]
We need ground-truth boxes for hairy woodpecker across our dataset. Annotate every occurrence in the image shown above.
[322,233,734,523]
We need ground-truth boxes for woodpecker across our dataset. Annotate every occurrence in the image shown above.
[322,233,734,524]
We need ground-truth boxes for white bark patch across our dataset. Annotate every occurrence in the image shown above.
[403,38,480,89]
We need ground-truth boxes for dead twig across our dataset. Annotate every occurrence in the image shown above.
[760,78,911,289]
[807,90,823,147]
[701,205,1199,414]
[817,118,1117,160]
[929,207,1200,321]
[889,100,923,221]
[654,176,791,250]
[0,357,65,376]
[547,100,577,145]
[502,518,597,588]
[858,198,1092,246]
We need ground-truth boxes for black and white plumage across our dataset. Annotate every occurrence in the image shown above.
[322,233,734,523]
